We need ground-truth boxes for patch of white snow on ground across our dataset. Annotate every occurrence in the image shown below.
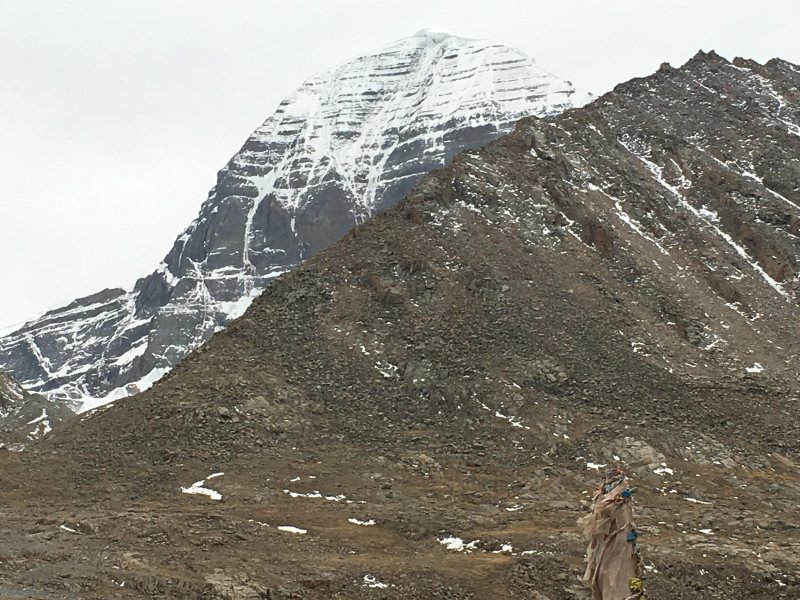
[439,537,479,552]
[181,473,224,501]
[699,528,714,535]
[437,536,514,554]
[348,518,376,526]
[685,497,713,506]
[586,462,607,471]
[59,525,79,534]
[277,525,307,534]
[746,362,765,374]
[248,519,269,527]
[653,463,674,476]
[645,563,659,574]
[362,574,394,589]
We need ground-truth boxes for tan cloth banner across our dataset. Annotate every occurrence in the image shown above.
[580,470,644,600]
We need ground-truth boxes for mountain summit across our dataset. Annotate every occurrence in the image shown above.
[0,31,586,408]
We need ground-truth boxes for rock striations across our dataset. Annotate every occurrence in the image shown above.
[0,30,586,408]
[3,52,798,599]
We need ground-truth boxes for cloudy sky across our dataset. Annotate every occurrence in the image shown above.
[1,0,797,330]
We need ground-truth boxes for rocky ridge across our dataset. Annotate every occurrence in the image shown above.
[0,371,71,449]
[0,30,586,408]
[0,51,798,598]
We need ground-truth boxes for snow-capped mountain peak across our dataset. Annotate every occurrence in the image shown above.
[0,31,586,409]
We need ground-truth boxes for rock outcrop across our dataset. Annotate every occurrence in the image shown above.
[0,372,72,449]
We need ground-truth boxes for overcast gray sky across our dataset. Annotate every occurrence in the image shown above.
[1,0,797,330]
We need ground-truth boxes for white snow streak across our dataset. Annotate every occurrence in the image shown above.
[181,472,224,501]
[619,140,788,298]
[277,525,307,534]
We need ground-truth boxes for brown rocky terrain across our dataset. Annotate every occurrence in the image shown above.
[1,51,799,599]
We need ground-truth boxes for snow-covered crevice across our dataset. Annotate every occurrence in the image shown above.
[736,66,800,138]
[25,408,52,439]
[618,139,789,298]
[690,143,800,213]
[587,183,670,256]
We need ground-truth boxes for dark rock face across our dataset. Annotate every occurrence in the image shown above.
[0,31,584,406]
[6,52,798,599]
[0,372,72,449]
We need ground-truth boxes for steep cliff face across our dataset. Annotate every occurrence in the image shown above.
[0,30,585,407]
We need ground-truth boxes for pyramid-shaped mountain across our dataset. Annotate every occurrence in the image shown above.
[0,30,586,408]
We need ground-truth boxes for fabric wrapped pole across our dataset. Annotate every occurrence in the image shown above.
[580,468,644,599]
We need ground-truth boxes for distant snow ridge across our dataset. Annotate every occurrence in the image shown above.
[0,30,586,409]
